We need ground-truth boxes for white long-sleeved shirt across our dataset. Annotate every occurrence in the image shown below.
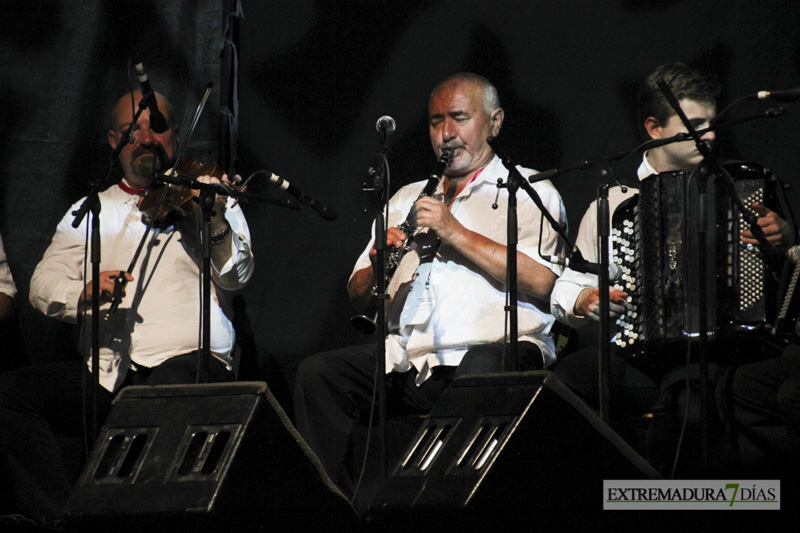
[29,182,254,392]
[0,232,16,299]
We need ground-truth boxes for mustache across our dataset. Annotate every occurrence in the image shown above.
[132,144,169,161]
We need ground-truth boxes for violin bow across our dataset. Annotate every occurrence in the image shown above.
[107,82,215,316]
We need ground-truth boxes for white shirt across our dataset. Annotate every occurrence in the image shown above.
[351,155,566,384]
[0,232,16,299]
[29,183,254,392]
[550,154,655,329]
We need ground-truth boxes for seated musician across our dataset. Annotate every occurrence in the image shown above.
[549,63,792,475]
[726,223,800,478]
[293,73,566,511]
[726,344,800,479]
[0,232,16,326]
[0,230,26,373]
[0,88,254,522]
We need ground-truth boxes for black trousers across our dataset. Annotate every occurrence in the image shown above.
[644,361,743,478]
[551,346,658,422]
[647,345,800,479]
[551,346,741,477]
[724,343,800,475]
[0,353,233,521]
[292,341,543,510]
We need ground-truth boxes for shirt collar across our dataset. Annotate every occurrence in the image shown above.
[638,151,658,181]
[437,156,496,201]
[118,178,148,196]
[463,154,503,190]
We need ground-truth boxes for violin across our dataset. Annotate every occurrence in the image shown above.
[137,157,228,225]
[106,158,240,317]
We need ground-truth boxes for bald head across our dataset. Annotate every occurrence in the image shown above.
[110,90,175,132]
[429,73,501,116]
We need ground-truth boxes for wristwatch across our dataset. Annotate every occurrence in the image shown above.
[210,222,232,245]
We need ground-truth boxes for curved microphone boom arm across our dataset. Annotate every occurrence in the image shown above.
[531,104,789,184]
[487,137,576,262]
[525,102,789,274]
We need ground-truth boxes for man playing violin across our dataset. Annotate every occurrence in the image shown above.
[0,89,254,522]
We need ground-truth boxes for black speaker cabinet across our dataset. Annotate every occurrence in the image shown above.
[63,382,356,531]
[367,371,660,528]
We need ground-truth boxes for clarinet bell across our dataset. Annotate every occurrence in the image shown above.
[350,313,378,335]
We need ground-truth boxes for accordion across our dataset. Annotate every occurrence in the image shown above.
[610,162,786,379]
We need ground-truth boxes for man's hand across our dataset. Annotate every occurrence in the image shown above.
[79,270,134,307]
[410,196,463,244]
[349,227,407,311]
[742,203,791,246]
[574,286,628,322]
[410,195,555,301]
[194,174,236,223]
[368,226,407,270]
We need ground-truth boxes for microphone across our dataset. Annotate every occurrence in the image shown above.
[266,172,337,221]
[375,115,396,135]
[528,168,559,183]
[544,253,622,281]
[756,88,800,102]
[787,245,800,264]
[134,61,168,134]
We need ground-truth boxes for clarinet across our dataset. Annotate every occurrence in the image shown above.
[350,149,452,334]
[384,149,452,280]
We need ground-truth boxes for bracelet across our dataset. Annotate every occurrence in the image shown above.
[210,222,232,245]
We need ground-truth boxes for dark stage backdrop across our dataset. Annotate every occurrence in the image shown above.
[2,0,800,410]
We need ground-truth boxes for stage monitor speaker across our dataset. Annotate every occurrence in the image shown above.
[367,371,660,528]
[63,381,356,531]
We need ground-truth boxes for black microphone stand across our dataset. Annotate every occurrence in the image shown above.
[529,149,633,423]
[149,173,259,382]
[490,138,622,423]
[656,79,774,470]
[70,94,150,440]
[596,181,612,423]
[503,162,520,370]
[488,137,572,372]
[362,129,391,483]
[656,80,713,470]
[537,165,616,424]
